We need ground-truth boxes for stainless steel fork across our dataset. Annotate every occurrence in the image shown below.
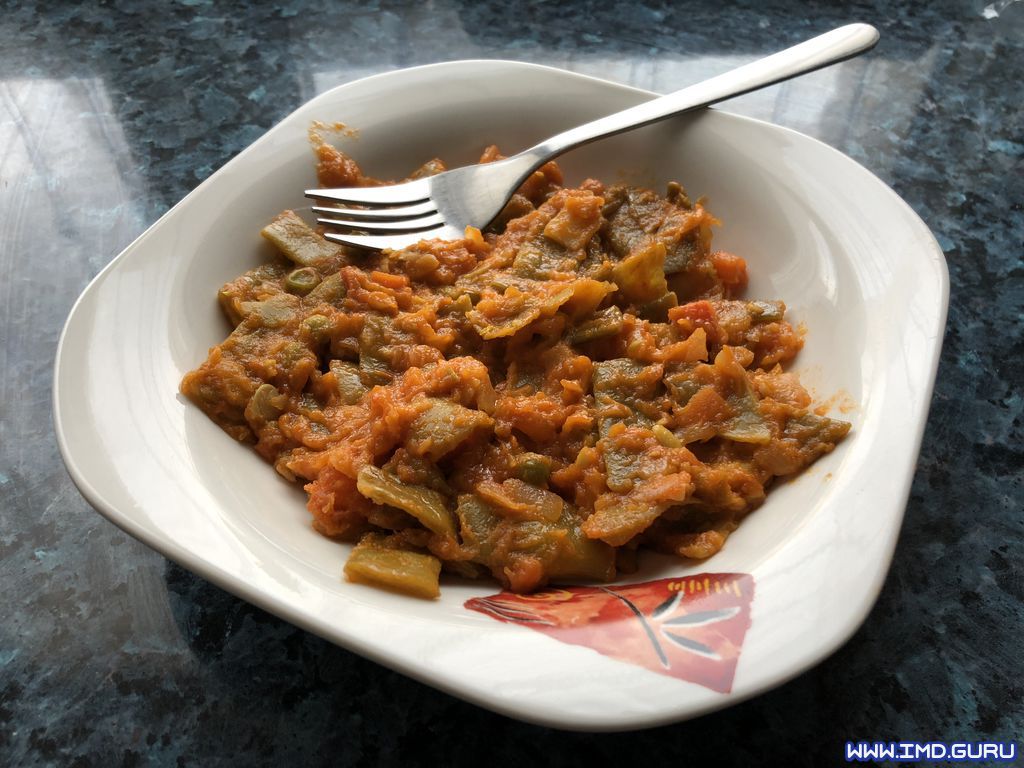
[306,23,879,251]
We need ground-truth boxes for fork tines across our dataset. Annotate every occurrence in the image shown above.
[305,181,459,250]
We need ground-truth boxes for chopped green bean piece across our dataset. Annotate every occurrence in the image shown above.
[330,360,369,405]
[285,267,321,295]
[241,294,298,328]
[612,241,668,303]
[407,399,493,461]
[356,465,455,537]
[664,371,701,406]
[720,405,772,444]
[600,436,650,493]
[305,273,347,305]
[344,533,441,599]
[476,478,563,522]
[247,383,285,423]
[663,233,699,275]
[455,496,501,566]
[750,300,784,324]
[637,291,678,322]
[546,508,617,582]
[358,314,395,385]
[567,306,624,345]
[301,314,332,345]
[511,239,575,279]
[261,210,346,267]
[593,359,661,402]
[455,495,615,582]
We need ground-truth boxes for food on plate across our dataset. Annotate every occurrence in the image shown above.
[181,139,850,599]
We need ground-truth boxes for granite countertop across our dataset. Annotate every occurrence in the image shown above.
[2,0,1021,764]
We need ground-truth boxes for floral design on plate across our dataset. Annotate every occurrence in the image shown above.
[466,573,754,693]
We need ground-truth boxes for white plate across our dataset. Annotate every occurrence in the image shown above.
[54,60,948,731]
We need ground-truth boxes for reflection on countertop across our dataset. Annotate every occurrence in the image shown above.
[1,0,1021,764]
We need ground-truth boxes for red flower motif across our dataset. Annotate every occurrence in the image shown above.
[465,573,754,693]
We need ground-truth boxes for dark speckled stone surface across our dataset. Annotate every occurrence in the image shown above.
[2,0,1022,764]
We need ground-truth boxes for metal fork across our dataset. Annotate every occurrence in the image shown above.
[307,23,879,251]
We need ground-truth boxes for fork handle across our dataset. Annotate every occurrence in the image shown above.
[521,23,879,167]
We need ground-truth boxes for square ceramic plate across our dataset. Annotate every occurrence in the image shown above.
[54,60,948,731]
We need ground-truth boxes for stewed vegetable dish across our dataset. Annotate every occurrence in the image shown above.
[181,141,850,598]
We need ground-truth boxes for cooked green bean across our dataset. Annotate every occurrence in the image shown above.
[285,267,321,295]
